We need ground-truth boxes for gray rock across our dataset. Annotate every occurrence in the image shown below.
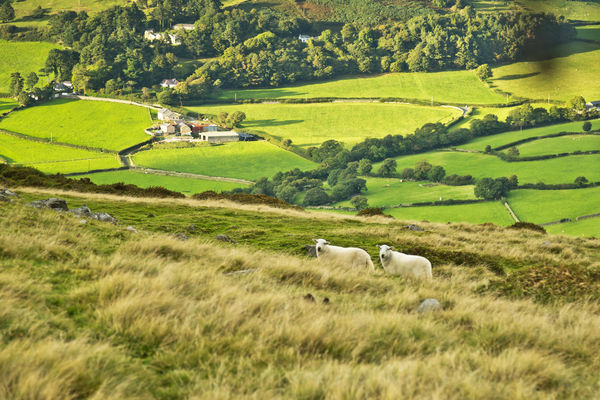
[0,194,11,202]
[407,224,425,232]
[30,198,68,211]
[174,232,189,241]
[126,226,138,233]
[79,219,87,224]
[418,298,442,314]
[216,234,236,243]
[304,244,317,257]
[92,212,117,224]
[0,189,18,197]
[70,205,92,217]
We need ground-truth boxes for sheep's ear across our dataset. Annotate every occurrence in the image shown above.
[376,244,381,249]
[324,241,330,245]
[312,239,318,243]
[390,246,395,250]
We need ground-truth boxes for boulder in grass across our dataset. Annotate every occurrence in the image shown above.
[216,234,236,243]
[70,205,92,217]
[0,189,19,198]
[417,298,442,314]
[92,212,117,224]
[407,224,425,232]
[30,198,68,211]
[126,226,138,233]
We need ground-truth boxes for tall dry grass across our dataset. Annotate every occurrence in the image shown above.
[0,199,599,399]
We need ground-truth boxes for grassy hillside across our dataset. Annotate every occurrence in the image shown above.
[450,103,550,131]
[0,98,17,114]
[545,217,600,237]
[515,134,600,156]
[217,71,506,104]
[577,25,600,42]
[5,187,600,397]
[8,0,125,21]
[188,103,459,147]
[81,170,249,194]
[491,41,600,102]
[0,40,61,94]
[379,151,600,184]
[519,0,600,22]
[133,141,315,181]
[0,132,120,174]
[458,119,600,151]
[0,99,152,151]
[508,187,600,225]
[333,178,476,207]
[386,200,515,226]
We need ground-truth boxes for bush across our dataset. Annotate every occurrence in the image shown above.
[302,187,330,206]
[583,121,592,132]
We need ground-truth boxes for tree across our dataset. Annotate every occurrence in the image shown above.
[282,138,292,147]
[351,195,369,210]
[378,158,397,177]
[475,64,492,81]
[275,185,298,203]
[303,187,330,206]
[474,177,510,200]
[18,91,33,107]
[583,121,592,132]
[427,165,446,182]
[413,159,433,180]
[217,112,229,125]
[574,176,588,186]
[25,72,39,89]
[251,177,275,196]
[157,88,176,105]
[508,175,519,189]
[568,96,586,112]
[0,1,15,23]
[358,158,372,175]
[229,111,246,128]
[485,145,492,153]
[9,72,24,97]
[507,146,520,158]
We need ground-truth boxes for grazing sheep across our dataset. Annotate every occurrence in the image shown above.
[377,245,432,280]
[313,239,375,272]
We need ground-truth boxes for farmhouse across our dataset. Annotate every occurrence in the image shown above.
[157,108,182,121]
[160,122,177,135]
[586,101,600,111]
[200,131,240,144]
[144,29,181,45]
[298,34,315,43]
[178,122,192,135]
[160,79,180,89]
[53,81,73,92]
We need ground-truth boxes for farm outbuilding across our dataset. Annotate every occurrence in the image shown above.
[178,122,192,135]
[160,122,177,134]
[200,131,240,144]
[158,108,182,121]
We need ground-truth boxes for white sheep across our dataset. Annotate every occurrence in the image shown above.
[313,239,375,272]
[377,244,432,280]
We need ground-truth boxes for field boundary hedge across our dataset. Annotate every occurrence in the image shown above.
[497,150,600,162]
[0,129,118,154]
[493,130,600,151]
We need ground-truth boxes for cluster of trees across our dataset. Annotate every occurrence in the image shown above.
[474,176,518,200]
[8,72,53,107]
[180,11,574,95]
[0,0,14,23]
[46,5,178,93]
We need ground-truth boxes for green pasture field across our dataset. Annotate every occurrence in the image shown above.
[458,119,600,151]
[333,178,476,207]
[0,98,17,114]
[507,187,600,227]
[491,41,600,102]
[188,103,459,147]
[8,0,125,20]
[519,0,600,22]
[80,170,248,195]
[545,217,600,237]
[217,71,506,104]
[0,40,61,94]
[450,103,550,131]
[133,141,315,181]
[471,0,521,12]
[0,99,152,151]
[577,25,600,42]
[380,151,600,184]
[385,201,515,226]
[0,132,120,174]
[515,134,600,156]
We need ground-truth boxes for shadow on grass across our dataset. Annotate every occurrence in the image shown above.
[243,119,304,128]
[495,72,540,81]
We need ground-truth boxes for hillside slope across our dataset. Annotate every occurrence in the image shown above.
[1,188,600,399]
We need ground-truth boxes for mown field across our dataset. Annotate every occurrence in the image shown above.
[0,132,120,174]
[81,170,249,194]
[217,71,506,104]
[188,103,460,147]
[577,25,600,42]
[2,190,600,398]
[0,98,17,114]
[491,41,600,102]
[0,40,61,94]
[515,134,600,156]
[386,200,514,226]
[458,119,600,151]
[133,141,315,181]
[508,187,600,225]
[0,99,152,151]
[519,0,600,22]
[333,178,476,207]
[379,151,600,184]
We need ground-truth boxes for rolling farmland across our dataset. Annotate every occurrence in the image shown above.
[217,71,506,104]
[133,141,315,181]
[515,134,600,156]
[0,99,152,151]
[0,40,61,94]
[386,201,515,226]
[188,103,460,147]
[80,170,249,194]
